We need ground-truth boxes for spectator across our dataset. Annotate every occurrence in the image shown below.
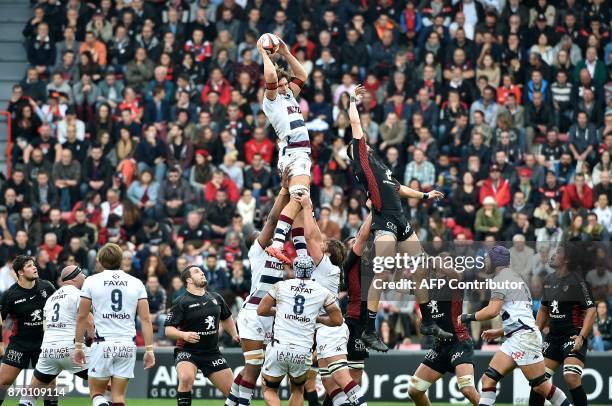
[27,22,56,74]
[568,110,599,166]
[479,164,511,208]
[243,153,272,201]
[202,250,230,292]
[561,173,593,210]
[135,126,168,183]
[145,275,168,344]
[52,148,81,211]
[593,302,612,351]
[40,232,62,265]
[79,31,107,66]
[125,47,155,92]
[404,149,436,189]
[156,166,194,219]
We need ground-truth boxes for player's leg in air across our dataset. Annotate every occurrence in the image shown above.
[257,34,310,264]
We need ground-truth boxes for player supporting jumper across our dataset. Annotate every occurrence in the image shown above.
[408,252,479,406]
[258,34,310,265]
[347,85,448,351]
[257,256,343,406]
[529,243,596,406]
[19,266,93,406]
[295,193,368,406]
[75,243,156,406]
[0,255,55,406]
[165,265,239,405]
[343,214,373,385]
[459,246,572,406]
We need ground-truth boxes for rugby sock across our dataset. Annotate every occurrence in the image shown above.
[419,302,433,326]
[343,381,365,405]
[569,386,587,406]
[366,310,377,333]
[478,387,497,406]
[292,227,308,256]
[528,389,545,406]
[330,388,349,406]
[18,396,35,405]
[92,394,109,406]
[546,385,571,406]
[44,398,58,406]
[304,389,320,406]
[177,391,192,405]
[272,215,293,248]
[239,378,256,405]
[225,374,241,406]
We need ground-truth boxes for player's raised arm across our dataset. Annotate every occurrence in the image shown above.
[459,299,503,324]
[352,213,372,256]
[399,184,445,201]
[137,298,156,369]
[348,85,367,140]
[294,193,323,263]
[276,36,308,98]
[257,187,290,247]
[258,39,279,101]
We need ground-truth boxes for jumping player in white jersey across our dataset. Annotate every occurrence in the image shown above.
[257,255,343,406]
[19,266,93,406]
[459,246,572,406]
[74,243,156,406]
[295,193,368,406]
[257,34,310,265]
[225,187,290,406]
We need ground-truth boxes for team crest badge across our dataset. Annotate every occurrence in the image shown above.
[563,285,569,292]
[41,290,47,298]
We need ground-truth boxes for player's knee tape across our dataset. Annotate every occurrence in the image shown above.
[545,367,555,378]
[289,184,309,198]
[563,364,583,376]
[485,367,504,382]
[328,360,349,374]
[244,349,265,365]
[263,378,281,389]
[408,376,432,392]
[457,375,475,389]
[529,374,548,387]
[319,367,332,379]
[348,361,364,370]
[34,369,58,384]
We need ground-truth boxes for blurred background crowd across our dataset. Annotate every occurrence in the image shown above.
[0,0,611,351]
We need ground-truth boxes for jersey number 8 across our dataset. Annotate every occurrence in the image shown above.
[293,295,305,315]
[111,289,123,312]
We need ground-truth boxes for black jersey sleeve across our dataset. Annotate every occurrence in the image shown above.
[578,276,595,310]
[164,297,185,327]
[213,292,232,321]
[0,289,11,320]
[41,280,56,296]
[541,275,551,307]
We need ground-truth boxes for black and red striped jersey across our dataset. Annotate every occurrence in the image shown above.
[343,249,367,323]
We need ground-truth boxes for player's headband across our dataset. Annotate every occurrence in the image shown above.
[62,266,82,282]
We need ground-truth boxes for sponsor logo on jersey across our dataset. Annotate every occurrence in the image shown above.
[102,313,131,319]
[41,346,71,359]
[5,349,23,363]
[41,290,48,298]
[451,351,464,363]
[386,222,398,233]
[188,303,200,308]
[276,350,309,365]
[550,300,564,318]
[287,106,302,114]
[211,358,226,367]
[511,351,525,360]
[425,350,437,360]
[175,351,192,362]
[290,286,313,294]
[205,316,216,330]
[103,344,135,359]
[14,298,25,304]
[284,314,311,322]
[31,309,42,322]
[104,280,128,286]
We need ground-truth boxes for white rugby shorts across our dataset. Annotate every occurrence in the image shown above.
[88,340,137,379]
[277,151,311,178]
[316,323,349,359]
[237,308,274,344]
[262,342,312,378]
[500,329,544,366]
[35,343,88,376]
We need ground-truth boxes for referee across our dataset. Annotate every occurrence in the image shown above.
[165,265,239,406]
[0,255,55,405]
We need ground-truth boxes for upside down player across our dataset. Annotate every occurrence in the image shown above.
[459,246,573,406]
[295,194,368,406]
[0,255,55,406]
[257,34,311,265]
[529,243,596,406]
[165,265,240,405]
[225,187,290,406]
[408,252,479,406]
[347,85,448,351]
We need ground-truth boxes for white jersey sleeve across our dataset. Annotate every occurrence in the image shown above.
[83,270,148,341]
[312,255,341,297]
[43,285,81,345]
[492,268,536,334]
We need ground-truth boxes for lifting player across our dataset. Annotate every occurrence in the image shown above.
[529,243,596,406]
[347,85,448,351]
[165,265,240,405]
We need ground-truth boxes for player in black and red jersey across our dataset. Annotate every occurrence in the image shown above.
[342,214,372,383]
[529,243,596,406]
[164,265,240,406]
[0,255,55,406]
[347,85,449,352]
[407,252,479,406]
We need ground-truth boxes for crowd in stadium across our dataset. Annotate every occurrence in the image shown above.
[0,0,611,351]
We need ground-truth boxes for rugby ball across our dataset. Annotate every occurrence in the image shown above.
[259,33,280,55]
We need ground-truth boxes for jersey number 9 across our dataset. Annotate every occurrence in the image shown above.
[111,289,123,312]
[293,295,305,315]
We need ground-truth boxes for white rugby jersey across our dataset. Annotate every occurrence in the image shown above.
[244,240,285,310]
[43,285,81,345]
[262,91,311,155]
[312,255,340,297]
[81,269,147,341]
[269,278,335,349]
[491,267,537,334]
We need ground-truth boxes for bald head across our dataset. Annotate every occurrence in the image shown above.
[60,265,85,288]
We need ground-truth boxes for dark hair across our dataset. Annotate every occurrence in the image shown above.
[13,255,35,276]
[180,265,199,284]
[327,239,347,266]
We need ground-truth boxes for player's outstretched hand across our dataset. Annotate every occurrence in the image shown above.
[481,329,503,341]
[74,348,86,366]
[182,331,200,343]
[294,193,312,209]
[144,350,155,370]
[256,38,265,54]
[281,164,291,189]
[570,335,584,352]
[275,35,289,56]
[427,190,445,200]
[233,335,241,344]
[351,84,367,102]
